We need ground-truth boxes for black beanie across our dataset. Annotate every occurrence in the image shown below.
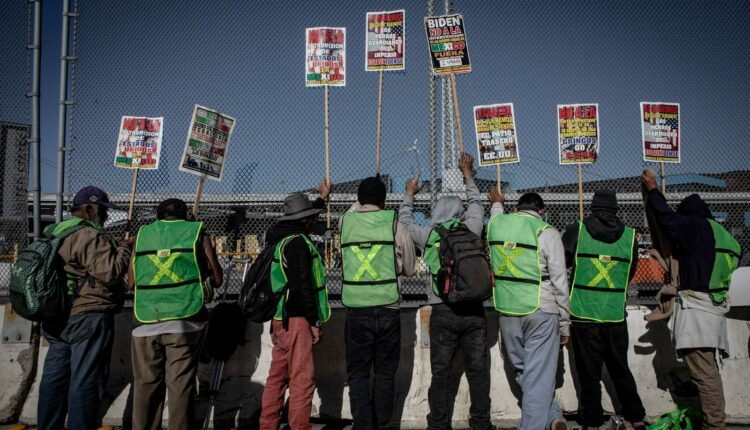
[358,177,387,206]
[591,190,618,213]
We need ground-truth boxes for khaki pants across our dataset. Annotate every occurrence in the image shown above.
[132,330,205,430]
[683,348,725,430]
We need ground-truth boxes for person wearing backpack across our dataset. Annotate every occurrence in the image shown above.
[642,169,742,430]
[561,191,646,430]
[398,152,494,430]
[128,198,223,430]
[259,183,332,430]
[340,176,416,430]
[36,186,133,430]
[487,190,570,430]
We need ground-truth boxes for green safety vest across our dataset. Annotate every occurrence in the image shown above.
[424,219,462,296]
[487,213,550,315]
[570,222,636,323]
[340,210,399,308]
[270,234,331,324]
[45,217,102,294]
[133,219,204,323]
[707,219,741,303]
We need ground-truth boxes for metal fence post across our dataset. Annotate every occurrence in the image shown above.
[56,0,72,222]
[28,0,42,238]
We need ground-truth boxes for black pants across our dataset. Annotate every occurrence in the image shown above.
[427,303,492,430]
[571,321,646,427]
[345,307,401,430]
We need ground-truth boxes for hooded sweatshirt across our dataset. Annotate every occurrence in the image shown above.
[562,209,639,283]
[399,177,484,305]
[647,190,717,293]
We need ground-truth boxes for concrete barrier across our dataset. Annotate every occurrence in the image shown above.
[0,304,38,423]
[6,305,750,428]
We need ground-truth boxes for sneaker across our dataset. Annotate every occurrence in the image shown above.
[606,416,626,430]
[551,417,568,430]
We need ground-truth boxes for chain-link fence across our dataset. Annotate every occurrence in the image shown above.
[44,0,750,305]
[0,1,32,295]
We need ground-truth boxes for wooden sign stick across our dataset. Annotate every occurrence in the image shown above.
[577,162,584,220]
[124,167,140,239]
[375,70,384,177]
[496,164,502,192]
[324,86,331,229]
[449,75,464,154]
[659,161,666,194]
[192,176,205,218]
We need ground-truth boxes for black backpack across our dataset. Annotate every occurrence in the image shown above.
[433,223,493,304]
[238,244,284,323]
[9,224,87,321]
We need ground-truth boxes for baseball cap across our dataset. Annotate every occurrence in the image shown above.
[72,186,119,210]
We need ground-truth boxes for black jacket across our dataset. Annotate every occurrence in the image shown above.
[646,189,715,293]
[264,198,326,327]
[562,210,639,282]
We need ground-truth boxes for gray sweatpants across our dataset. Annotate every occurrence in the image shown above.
[499,310,562,430]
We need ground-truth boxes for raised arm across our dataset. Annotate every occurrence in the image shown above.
[398,173,431,250]
[459,153,484,236]
[641,170,692,250]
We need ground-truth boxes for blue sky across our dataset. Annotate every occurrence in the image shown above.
[3,0,749,194]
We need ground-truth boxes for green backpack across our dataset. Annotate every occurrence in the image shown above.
[9,221,88,321]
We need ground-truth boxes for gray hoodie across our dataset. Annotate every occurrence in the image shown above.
[399,177,484,303]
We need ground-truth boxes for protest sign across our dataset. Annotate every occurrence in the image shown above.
[366,10,405,71]
[179,105,236,181]
[306,27,346,86]
[113,116,163,169]
[641,102,680,163]
[473,103,520,166]
[424,14,471,75]
[557,103,600,165]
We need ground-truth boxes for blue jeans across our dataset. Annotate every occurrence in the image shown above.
[345,307,401,430]
[38,313,115,430]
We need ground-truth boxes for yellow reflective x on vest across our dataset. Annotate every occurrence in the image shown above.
[588,257,618,289]
[495,244,525,279]
[350,245,383,281]
[147,253,183,284]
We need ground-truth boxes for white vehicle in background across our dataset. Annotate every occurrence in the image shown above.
[729,267,750,307]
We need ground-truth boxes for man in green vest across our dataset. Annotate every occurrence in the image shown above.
[398,153,493,430]
[37,186,133,430]
[260,183,332,430]
[642,169,741,430]
[341,176,416,429]
[487,189,570,430]
[128,198,223,430]
[562,190,646,430]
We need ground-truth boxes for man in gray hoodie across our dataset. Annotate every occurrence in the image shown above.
[399,153,493,430]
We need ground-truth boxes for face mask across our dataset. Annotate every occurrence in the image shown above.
[90,213,103,228]
[87,206,106,228]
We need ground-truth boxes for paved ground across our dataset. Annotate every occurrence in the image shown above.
[2,424,750,430]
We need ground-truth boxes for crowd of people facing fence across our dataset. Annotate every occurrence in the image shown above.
[26,155,742,430]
